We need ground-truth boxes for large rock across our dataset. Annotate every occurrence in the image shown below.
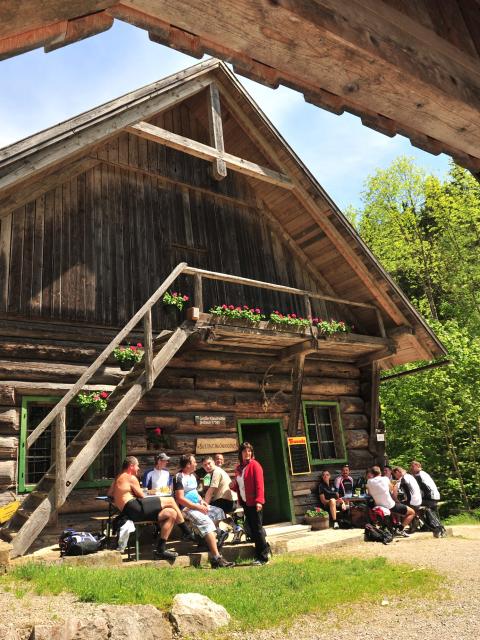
[60,550,122,567]
[170,593,231,637]
[70,605,172,640]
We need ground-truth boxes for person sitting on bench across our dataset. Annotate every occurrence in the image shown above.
[410,460,441,510]
[318,470,346,529]
[392,467,422,513]
[334,464,355,499]
[367,465,415,537]
[174,454,234,569]
[108,456,192,559]
[142,452,173,496]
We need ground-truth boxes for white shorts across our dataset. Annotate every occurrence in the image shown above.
[184,505,225,537]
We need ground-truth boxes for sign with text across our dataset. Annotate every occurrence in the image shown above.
[196,437,238,454]
[287,436,311,475]
[194,415,227,427]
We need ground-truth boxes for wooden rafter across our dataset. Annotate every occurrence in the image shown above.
[126,121,294,189]
[207,83,227,180]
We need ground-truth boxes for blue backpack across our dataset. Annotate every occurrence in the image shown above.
[59,529,104,556]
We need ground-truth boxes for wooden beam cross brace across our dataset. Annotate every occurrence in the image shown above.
[278,338,318,362]
[288,353,306,436]
[207,83,227,180]
[126,121,293,189]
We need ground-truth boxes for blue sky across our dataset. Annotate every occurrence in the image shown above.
[0,20,450,210]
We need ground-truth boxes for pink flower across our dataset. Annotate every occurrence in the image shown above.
[255,308,260,314]
[172,292,178,297]
[100,391,108,399]
[136,342,143,348]
[235,306,242,311]
[154,427,162,435]
[229,305,234,310]
[243,305,249,309]
[131,346,137,351]
[183,295,189,301]
[291,313,297,319]
[93,395,100,401]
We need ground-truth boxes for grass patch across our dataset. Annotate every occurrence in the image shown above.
[444,509,480,526]
[7,556,440,631]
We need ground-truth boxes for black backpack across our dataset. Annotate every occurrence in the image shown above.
[59,529,104,556]
[364,523,393,545]
[422,508,447,537]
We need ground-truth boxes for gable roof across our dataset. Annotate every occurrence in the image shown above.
[0,58,446,368]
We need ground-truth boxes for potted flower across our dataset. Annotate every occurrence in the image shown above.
[162,291,190,325]
[146,426,169,450]
[312,318,351,336]
[113,343,144,371]
[76,390,109,414]
[304,507,329,530]
[209,304,265,326]
[269,310,311,333]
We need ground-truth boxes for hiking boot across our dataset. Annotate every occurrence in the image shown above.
[181,530,196,542]
[216,529,229,549]
[395,529,410,538]
[154,548,179,561]
[333,522,340,530]
[231,529,244,544]
[211,555,235,569]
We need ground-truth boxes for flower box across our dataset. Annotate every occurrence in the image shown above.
[304,514,329,530]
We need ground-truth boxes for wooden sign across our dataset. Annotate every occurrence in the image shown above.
[287,436,311,475]
[196,437,237,454]
[0,500,20,524]
[195,415,227,427]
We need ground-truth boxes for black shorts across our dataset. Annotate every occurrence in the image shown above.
[390,502,408,516]
[122,496,162,522]
[211,498,234,514]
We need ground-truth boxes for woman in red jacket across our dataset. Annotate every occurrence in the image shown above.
[231,441,270,565]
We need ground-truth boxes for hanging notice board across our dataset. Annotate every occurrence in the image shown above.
[287,437,311,475]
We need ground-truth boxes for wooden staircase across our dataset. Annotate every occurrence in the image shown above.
[2,326,195,557]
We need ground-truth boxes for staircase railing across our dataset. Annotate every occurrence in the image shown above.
[28,261,386,450]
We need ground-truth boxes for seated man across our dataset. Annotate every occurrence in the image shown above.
[202,456,236,514]
[142,452,173,496]
[318,470,346,529]
[410,460,441,510]
[108,455,183,560]
[366,465,415,536]
[174,454,234,568]
[392,467,422,512]
[334,464,355,499]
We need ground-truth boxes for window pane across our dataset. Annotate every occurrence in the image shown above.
[310,443,320,460]
[26,406,53,485]
[308,424,318,443]
[304,403,343,461]
[320,440,337,460]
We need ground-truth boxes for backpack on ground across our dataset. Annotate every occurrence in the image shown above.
[59,529,105,556]
[364,523,393,545]
[422,508,447,538]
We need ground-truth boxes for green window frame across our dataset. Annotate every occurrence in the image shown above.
[18,396,126,493]
[302,401,347,465]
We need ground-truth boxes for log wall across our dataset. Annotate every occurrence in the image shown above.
[0,332,375,519]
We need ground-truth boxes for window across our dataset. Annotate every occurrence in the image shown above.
[18,396,126,493]
[302,401,346,464]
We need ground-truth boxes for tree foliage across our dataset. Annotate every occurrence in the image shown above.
[351,158,480,510]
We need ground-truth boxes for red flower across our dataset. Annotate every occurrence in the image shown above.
[183,295,189,301]
[154,427,162,435]
[130,346,137,351]
[222,304,227,309]
[255,308,260,314]
[243,305,249,309]
[228,305,234,310]
[291,313,297,319]
[100,391,109,399]
[136,342,143,348]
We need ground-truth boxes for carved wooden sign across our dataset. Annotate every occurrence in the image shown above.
[196,437,237,454]
[194,415,227,427]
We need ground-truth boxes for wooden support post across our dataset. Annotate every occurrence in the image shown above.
[207,83,227,180]
[194,273,203,312]
[375,308,386,338]
[288,353,306,436]
[55,408,66,510]
[144,308,153,391]
[304,295,312,320]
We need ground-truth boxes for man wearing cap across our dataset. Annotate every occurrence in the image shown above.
[142,452,173,496]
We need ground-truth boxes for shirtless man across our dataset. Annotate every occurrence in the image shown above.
[108,456,184,560]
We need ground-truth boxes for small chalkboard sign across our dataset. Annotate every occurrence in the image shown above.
[287,436,311,475]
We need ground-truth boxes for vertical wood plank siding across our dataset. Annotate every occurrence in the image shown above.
[1,104,346,327]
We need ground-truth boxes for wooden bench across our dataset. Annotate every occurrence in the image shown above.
[90,514,154,561]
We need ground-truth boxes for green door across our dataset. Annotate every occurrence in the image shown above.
[238,420,293,525]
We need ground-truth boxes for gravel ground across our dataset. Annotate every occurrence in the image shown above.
[230,526,480,640]
[0,526,479,639]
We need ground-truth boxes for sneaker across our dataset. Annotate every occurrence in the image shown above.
[216,529,229,550]
[211,555,235,569]
[154,549,179,561]
[333,522,340,530]
[252,558,269,566]
[395,529,410,538]
[231,530,244,544]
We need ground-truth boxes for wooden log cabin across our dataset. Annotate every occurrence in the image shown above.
[0,59,446,556]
